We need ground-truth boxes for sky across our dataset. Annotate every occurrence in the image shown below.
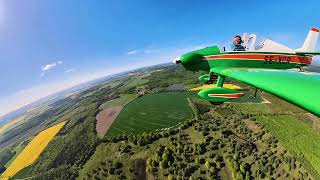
[0,0,319,117]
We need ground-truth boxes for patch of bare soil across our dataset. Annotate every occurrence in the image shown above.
[95,106,122,137]
[243,119,262,132]
[134,159,146,180]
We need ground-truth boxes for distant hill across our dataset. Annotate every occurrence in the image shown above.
[0,63,172,127]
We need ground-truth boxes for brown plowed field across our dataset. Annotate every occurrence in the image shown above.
[96,106,122,137]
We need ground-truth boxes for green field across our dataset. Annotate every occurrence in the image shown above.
[125,78,149,88]
[231,103,273,115]
[99,94,137,110]
[106,92,196,136]
[256,114,320,177]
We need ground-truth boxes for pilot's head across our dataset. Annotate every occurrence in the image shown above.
[233,35,243,45]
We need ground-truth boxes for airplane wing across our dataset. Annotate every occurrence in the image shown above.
[211,67,320,116]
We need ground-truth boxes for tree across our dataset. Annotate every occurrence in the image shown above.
[160,161,167,169]
[146,166,152,173]
[163,152,170,162]
[233,161,239,171]
[237,172,244,180]
[205,160,211,169]
[147,158,153,167]
[210,167,217,175]
[0,166,6,174]
[216,161,222,169]
[240,162,250,174]
[245,171,250,180]
[195,158,200,165]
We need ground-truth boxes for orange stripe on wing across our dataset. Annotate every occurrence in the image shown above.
[208,93,245,98]
[203,54,312,65]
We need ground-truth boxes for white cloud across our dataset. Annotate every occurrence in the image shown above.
[40,61,64,76]
[41,62,57,71]
[65,68,76,73]
[127,50,137,55]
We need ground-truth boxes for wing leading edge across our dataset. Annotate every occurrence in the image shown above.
[211,67,320,116]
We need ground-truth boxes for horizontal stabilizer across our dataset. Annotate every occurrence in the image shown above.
[295,51,320,56]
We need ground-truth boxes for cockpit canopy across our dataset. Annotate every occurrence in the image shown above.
[222,33,294,53]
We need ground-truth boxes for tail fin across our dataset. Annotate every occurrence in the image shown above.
[296,27,319,52]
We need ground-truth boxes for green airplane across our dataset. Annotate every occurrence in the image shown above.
[176,28,320,116]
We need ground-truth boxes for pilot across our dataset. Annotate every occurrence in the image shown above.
[232,35,245,51]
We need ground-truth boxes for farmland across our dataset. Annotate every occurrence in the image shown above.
[2,63,320,179]
[106,92,196,136]
[79,103,312,180]
[256,114,320,177]
[1,121,66,179]
[96,106,123,137]
[99,94,137,110]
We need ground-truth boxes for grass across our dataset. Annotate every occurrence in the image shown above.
[262,93,306,113]
[1,121,66,179]
[256,115,320,177]
[106,92,196,136]
[99,94,137,110]
[125,78,149,88]
[231,103,273,115]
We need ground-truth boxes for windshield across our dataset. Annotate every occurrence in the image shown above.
[220,33,267,52]
[220,33,293,52]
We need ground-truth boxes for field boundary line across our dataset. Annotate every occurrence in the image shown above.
[187,98,198,120]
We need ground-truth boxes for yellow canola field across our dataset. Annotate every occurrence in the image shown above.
[1,121,66,179]
[190,84,241,91]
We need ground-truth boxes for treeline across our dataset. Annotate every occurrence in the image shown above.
[0,148,15,174]
[145,65,200,90]
[82,101,311,179]
[12,80,126,179]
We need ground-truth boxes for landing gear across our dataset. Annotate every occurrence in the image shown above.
[216,75,225,87]
[197,74,245,105]
[199,72,219,84]
[205,75,218,84]
[209,75,225,106]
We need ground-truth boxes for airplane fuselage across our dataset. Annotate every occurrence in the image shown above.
[179,46,312,72]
